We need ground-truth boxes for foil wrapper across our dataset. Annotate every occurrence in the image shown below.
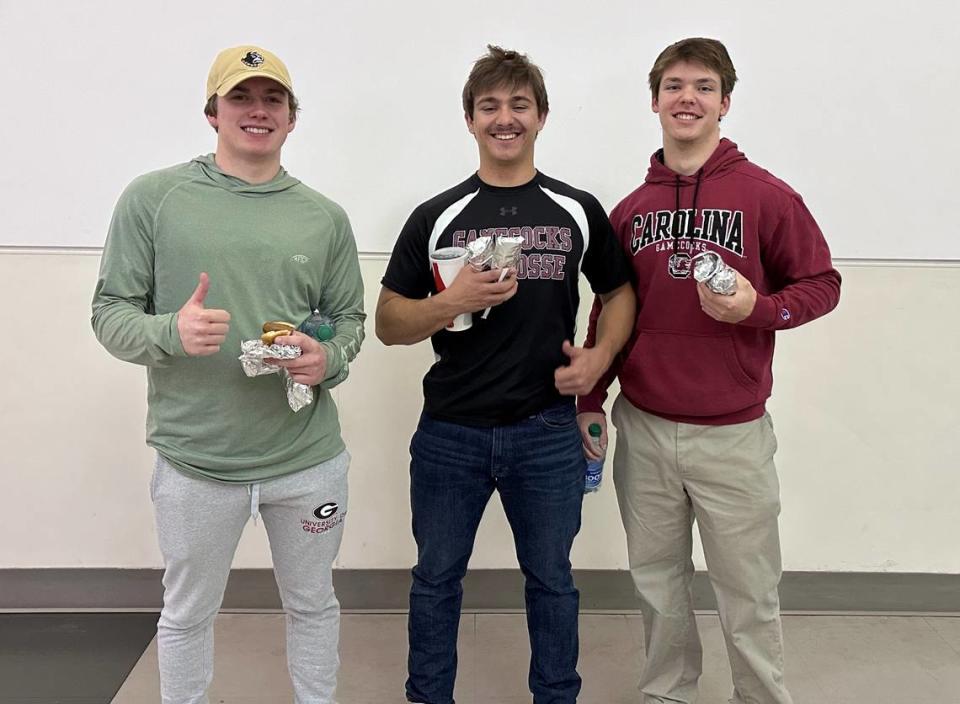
[480,234,525,320]
[709,266,738,294]
[466,236,494,270]
[284,372,314,412]
[238,340,314,412]
[239,340,299,376]
[692,251,738,295]
[492,235,524,269]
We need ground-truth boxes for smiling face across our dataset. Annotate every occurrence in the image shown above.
[466,83,546,179]
[206,76,296,165]
[653,60,729,151]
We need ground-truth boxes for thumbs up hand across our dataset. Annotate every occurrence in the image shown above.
[176,272,231,356]
[554,340,612,397]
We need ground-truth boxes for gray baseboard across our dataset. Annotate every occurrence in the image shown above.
[1,569,957,612]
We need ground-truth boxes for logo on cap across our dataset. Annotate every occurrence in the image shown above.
[241,51,265,68]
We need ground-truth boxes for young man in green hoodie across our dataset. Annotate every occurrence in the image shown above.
[92,45,365,703]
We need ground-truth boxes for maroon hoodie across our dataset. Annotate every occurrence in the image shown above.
[578,139,841,425]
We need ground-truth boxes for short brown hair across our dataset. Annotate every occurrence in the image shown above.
[203,89,300,123]
[462,45,549,117]
[648,38,737,98]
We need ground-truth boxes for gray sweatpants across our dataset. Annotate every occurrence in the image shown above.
[150,450,349,704]
[611,395,792,704]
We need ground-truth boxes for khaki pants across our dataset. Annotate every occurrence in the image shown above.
[611,395,792,704]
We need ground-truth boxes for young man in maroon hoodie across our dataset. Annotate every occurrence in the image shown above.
[577,38,840,704]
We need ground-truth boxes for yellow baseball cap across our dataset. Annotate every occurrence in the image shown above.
[206,46,293,99]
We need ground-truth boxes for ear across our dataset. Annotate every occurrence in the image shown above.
[206,114,219,131]
[464,110,475,135]
[536,110,547,132]
[288,113,297,133]
[720,94,730,119]
[652,95,660,114]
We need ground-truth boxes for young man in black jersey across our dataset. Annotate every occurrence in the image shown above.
[376,45,635,704]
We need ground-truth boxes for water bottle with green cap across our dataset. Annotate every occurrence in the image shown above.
[298,309,335,342]
[584,422,605,493]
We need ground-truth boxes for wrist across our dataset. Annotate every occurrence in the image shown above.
[590,342,616,370]
[170,312,189,356]
[318,341,340,381]
[432,288,469,320]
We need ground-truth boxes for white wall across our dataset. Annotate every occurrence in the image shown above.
[2,0,959,258]
[1,252,957,573]
[2,0,957,576]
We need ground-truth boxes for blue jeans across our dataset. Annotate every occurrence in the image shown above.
[405,402,585,704]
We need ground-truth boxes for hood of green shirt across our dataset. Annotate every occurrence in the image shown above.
[191,154,301,196]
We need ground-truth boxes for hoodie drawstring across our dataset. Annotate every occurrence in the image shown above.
[671,170,704,248]
[691,170,703,231]
[673,175,682,239]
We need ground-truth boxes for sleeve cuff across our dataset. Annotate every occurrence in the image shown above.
[577,393,607,415]
[741,293,778,329]
[320,341,344,382]
[166,312,189,357]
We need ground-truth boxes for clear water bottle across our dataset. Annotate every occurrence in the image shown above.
[584,422,604,493]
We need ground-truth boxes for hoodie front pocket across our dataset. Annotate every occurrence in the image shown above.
[621,330,761,417]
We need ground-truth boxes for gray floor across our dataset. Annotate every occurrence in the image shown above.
[0,613,158,703]
[113,612,960,703]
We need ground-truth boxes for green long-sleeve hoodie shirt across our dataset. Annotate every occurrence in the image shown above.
[92,155,365,482]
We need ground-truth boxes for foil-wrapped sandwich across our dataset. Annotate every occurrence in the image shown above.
[692,251,738,295]
[238,321,314,412]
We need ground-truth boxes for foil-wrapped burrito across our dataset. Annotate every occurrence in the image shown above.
[492,235,523,270]
[692,251,738,295]
[239,340,314,412]
[466,236,494,270]
[480,235,524,320]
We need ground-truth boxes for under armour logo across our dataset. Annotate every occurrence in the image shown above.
[500,206,518,216]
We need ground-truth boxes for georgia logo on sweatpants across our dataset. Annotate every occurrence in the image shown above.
[301,502,345,534]
[314,502,338,519]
